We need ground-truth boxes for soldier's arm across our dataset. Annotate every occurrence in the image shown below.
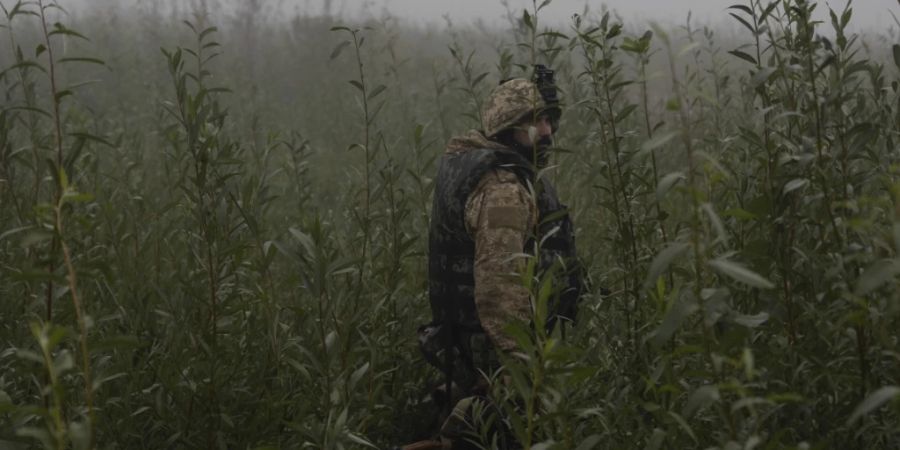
[465,169,536,352]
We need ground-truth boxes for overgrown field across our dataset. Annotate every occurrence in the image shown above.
[1,0,899,448]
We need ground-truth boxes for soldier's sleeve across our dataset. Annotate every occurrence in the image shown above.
[465,169,536,352]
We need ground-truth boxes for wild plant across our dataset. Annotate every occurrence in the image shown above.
[0,0,898,449]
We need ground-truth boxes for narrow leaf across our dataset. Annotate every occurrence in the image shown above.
[644,243,689,289]
[855,259,900,296]
[367,84,386,100]
[668,411,698,443]
[656,171,685,200]
[574,435,601,450]
[749,66,776,88]
[709,258,774,289]
[729,13,756,34]
[782,178,809,194]
[58,57,105,66]
[330,40,350,60]
[732,312,770,328]
[683,385,720,418]
[893,44,900,70]
[847,386,900,425]
[641,131,679,154]
[649,293,698,347]
[729,49,757,65]
[728,4,754,16]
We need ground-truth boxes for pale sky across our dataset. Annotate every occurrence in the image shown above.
[61,0,900,31]
[334,0,897,29]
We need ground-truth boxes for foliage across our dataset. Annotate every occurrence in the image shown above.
[0,0,898,448]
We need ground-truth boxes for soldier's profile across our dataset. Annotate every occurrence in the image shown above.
[404,65,584,449]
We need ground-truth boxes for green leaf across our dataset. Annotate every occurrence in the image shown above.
[350,362,370,388]
[709,258,774,289]
[346,432,378,449]
[732,312,770,328]
[749,66,776,88]
[16,427,54,449]
[58,56,105,66]
[0,389,12,409]
[665,97,680,111]
[649,293,698,347]
[59,167,69,190]
[92,372,128,390]
[729,13,756,34]
[2,105,52,118]
[55,89,73,102]
[683,385,720,418]
[847,386,900,425]
[701,203,727,245]
[893,44,900,70]
[644,242,689,289]
[656,171,685,200]
[330,40,350,60]
[0,225,33,242]
[668,411,698,443]
[0,60,47,78]
[644,428,666,450]
[367,84,386,100]
[728,4,754,16]
[574,435,601,450]
[722,208,757,221]
[729,49,757,65]
[69,132,115,148]
[782,178,809,194]
[49,23,89,41]
[538,30,569,40]
[641,131,679,155]
[855,259,900,296]
[62,190,95,203]
[616,104,637,123]
[199,26,218,41]
[8,2,40,20]
[759,2,778,24]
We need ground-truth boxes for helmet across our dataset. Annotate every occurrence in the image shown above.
[481,76,560,138]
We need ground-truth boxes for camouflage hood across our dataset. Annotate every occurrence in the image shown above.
[445,129,508,154]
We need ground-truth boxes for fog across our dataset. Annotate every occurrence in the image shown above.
[61,0,900,31]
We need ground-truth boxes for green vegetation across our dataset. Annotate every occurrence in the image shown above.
[1,0,899,448]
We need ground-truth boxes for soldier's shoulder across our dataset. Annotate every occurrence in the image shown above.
[472,169,532,209]
[480,168,525,188]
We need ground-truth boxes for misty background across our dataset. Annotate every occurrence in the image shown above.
[63,0,900,30]
[4,0,898,201]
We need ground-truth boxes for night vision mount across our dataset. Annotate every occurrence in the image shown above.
[531,64,558,106]
[497,64,558,106]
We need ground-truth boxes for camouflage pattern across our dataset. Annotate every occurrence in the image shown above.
[426,128,581,365]
[427,130,532,334]
[421,70,579,450]
[482,79,558,138]
[465,169,535,351]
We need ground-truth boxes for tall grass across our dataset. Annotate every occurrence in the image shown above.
[0,0,898,448]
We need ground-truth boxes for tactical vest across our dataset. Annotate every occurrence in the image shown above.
[427,147,582,342]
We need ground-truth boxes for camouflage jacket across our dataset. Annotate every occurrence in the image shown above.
[426,130,581,359]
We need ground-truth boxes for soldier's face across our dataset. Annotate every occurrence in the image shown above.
[512,114,553,150]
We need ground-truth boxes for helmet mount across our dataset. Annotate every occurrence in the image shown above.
[482,65,562,138]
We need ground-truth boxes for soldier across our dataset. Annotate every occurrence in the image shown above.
[405,66,583,449]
